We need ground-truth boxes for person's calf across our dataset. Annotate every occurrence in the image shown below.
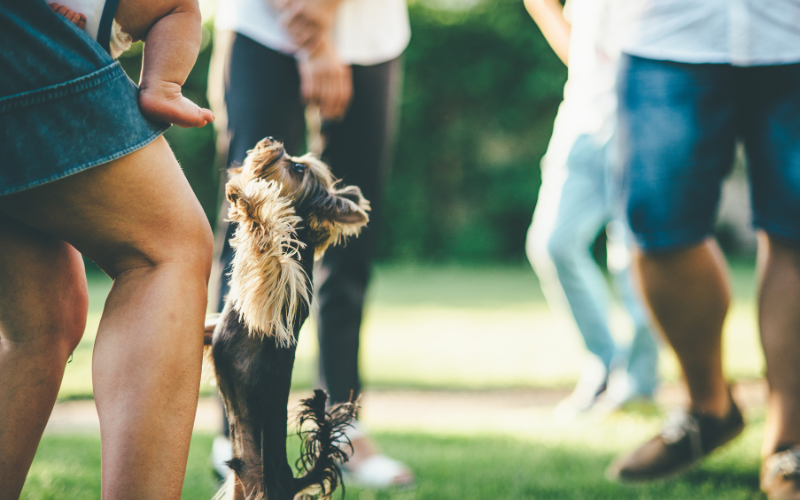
[0,228,88,500]
[634,241,731,417]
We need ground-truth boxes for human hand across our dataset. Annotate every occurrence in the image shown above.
[298,39,352,120]
[274,0,342,53]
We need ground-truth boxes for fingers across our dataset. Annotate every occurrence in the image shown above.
[301,67,352,120]
[337,66,354,118]
[280,10,319,51]
[278,0,336,52]
[320,66,352,120]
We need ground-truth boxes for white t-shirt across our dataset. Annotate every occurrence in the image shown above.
[215,0,410,66]
[545,0,619,168]
[616,0,800,67]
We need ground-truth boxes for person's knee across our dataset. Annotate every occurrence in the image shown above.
[178,213,214,282]
[39,246,88,354]
[525,221,554,271]
[158,215,214,283]
[0,243,88,355]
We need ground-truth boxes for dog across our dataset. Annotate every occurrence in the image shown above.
[207,137,370,500]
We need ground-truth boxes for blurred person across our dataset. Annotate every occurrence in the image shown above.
[0,1,212,498]
[47,0,215,128]
[207,0,414,488]
[524,0,659,417]
[604,2,800,498]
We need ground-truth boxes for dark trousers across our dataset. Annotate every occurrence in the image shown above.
[216,33,401,405]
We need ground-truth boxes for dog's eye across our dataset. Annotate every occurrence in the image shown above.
[291,162,306,174]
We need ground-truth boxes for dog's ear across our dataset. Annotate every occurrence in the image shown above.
[226,180,253,223]
[319,185,370,226]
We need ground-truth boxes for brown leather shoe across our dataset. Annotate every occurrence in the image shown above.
[606,399,745,483]
[762,446,800,500]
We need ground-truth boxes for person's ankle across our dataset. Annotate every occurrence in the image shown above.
[689,389,732,419]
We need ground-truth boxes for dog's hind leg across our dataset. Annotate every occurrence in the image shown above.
[213,303,298,500]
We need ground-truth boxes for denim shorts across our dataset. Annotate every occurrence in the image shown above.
[617,54,800,251]
[0,0,168,196]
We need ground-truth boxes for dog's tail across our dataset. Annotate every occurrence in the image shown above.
[292,390,358,499]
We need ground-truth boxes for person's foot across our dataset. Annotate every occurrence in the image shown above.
[590,371,656,417]
[606,397,745,483]
[139,81,214,128]
[339,421,415,489]
[50,3,86,30]
[554,359,608,420]
[762,446,800,500]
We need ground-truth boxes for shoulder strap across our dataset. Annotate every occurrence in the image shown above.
[96,0,120,55]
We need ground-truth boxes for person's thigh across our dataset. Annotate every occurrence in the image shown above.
[314,58,402,403]
[618,55,738,252]
[0,136,211,276]
[529,135,609,258]
[224,34,306,163]
[740,63,800,244]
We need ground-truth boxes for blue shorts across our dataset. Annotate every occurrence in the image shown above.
[618,54,800,251]
[0,0,168,196]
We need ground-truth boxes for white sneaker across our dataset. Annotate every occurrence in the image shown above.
[591,371,656,416]
[554,359,609,420]
[210,435,233,479]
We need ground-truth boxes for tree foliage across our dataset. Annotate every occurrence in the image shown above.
[119,0,566,262]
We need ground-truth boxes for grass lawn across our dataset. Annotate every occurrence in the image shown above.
[59,259,764,399]
[28,260,769,499]
[24,410,766,499]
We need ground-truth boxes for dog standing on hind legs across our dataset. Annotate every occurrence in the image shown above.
[208,137,370,500]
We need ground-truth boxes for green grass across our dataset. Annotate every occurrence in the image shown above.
[32,261,771,498]
[21,433,218,500]
[60,260,764,399]
[23,407,767,499]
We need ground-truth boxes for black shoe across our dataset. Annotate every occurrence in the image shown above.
[606,397,745,483]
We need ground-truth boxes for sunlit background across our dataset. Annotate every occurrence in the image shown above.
[23,0,765,498]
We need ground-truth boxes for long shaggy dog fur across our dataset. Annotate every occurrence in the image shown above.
[226,178,308,347]
[211,137,369,500]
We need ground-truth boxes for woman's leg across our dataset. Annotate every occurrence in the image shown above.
[316,58,402,405]
[214,33,306,312]
[0,218,88,500]
[0,136,213,499]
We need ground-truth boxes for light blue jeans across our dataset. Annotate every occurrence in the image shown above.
[526,133,659,397]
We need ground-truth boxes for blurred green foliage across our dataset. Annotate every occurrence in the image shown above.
[384,0,565,262]
[118,0,565,262]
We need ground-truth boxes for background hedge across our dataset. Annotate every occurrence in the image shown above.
[120,0,567,263]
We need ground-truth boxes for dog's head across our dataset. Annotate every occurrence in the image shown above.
[224,138,370,344]
[228,137,370,256]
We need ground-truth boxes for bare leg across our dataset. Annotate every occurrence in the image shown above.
[0,136,212,499]
[0,219,88,500]
[115,0,214,128]
[633,239,731,417]
[758,232,800,455]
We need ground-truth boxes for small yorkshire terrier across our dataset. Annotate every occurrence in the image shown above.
[209,137,370,500]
